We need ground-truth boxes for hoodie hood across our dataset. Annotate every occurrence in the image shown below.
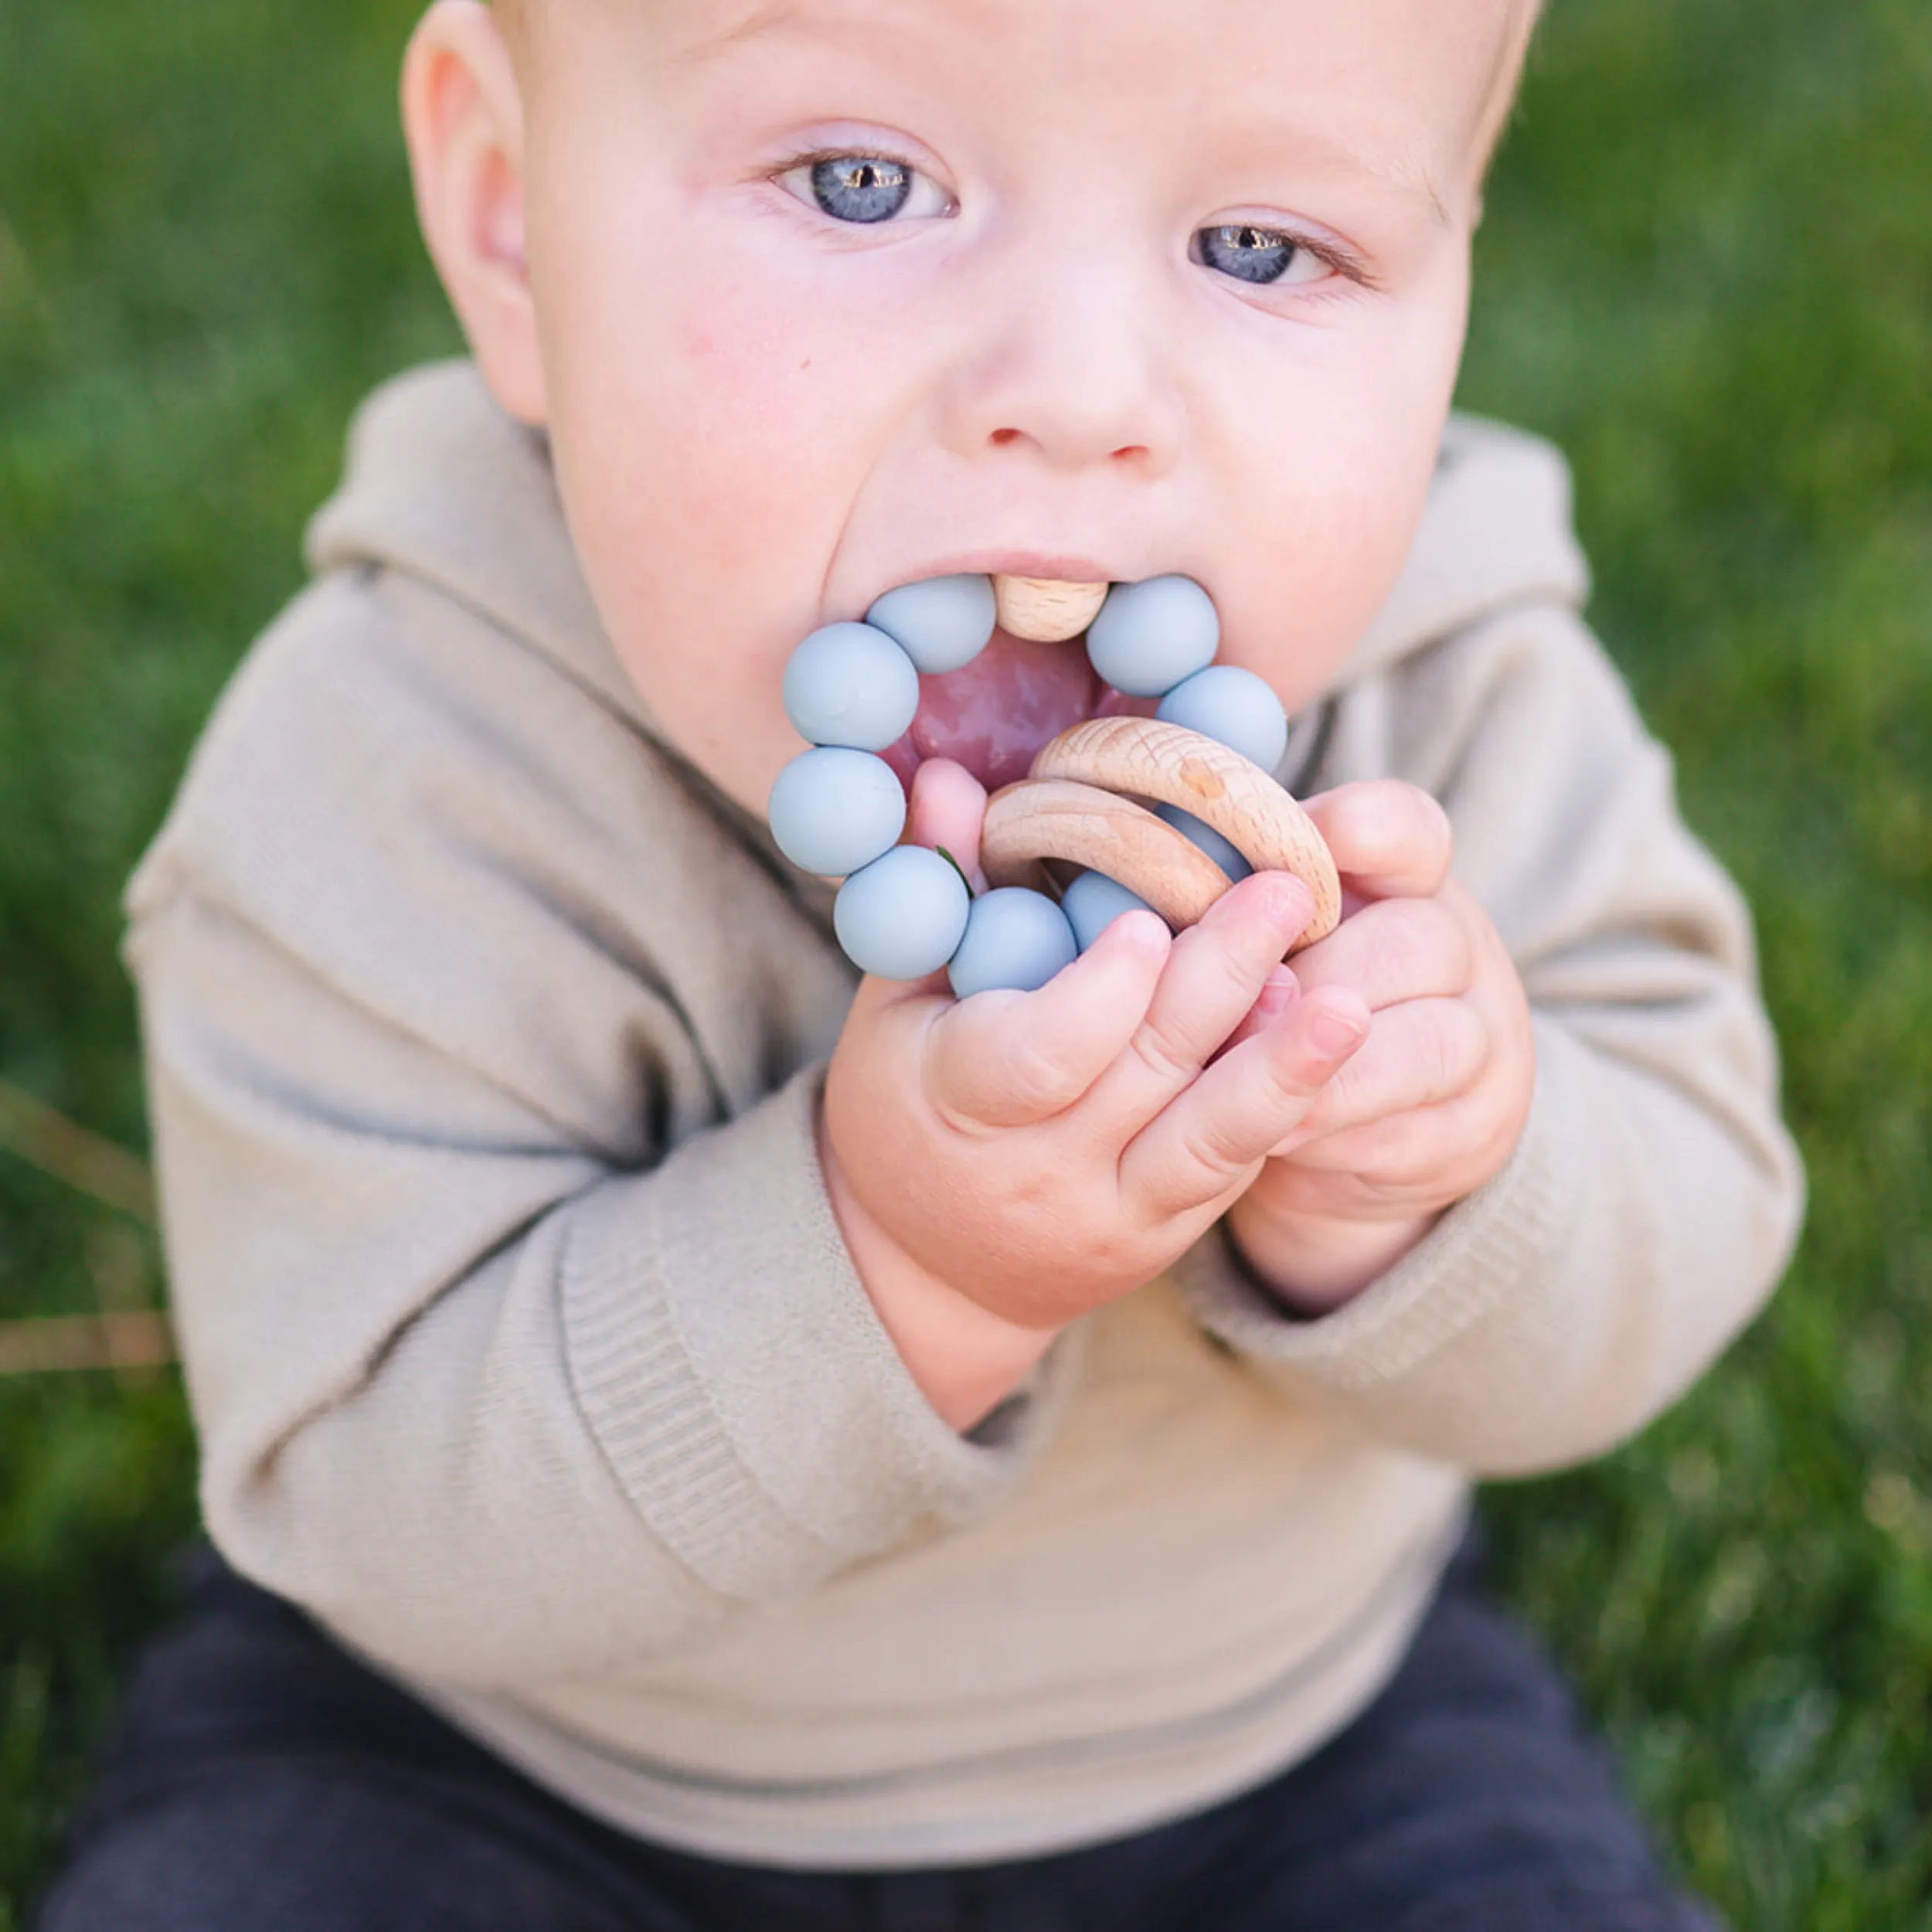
[306,359,1592,740]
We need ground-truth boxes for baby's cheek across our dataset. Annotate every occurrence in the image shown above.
[1216,463,1437,706]
[553,279,840,588]
[678,325,825,516]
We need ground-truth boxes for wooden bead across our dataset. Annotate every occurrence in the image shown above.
[1021,716,1342,948]
[992,575,1111,643]
[981,780,1233,926]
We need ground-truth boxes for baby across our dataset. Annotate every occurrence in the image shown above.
[41,0,1803,1927]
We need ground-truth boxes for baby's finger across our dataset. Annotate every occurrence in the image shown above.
[1301,781,1453,903]
[903,757,989,888]
[1276,1099,1478,1188]
[1121,987,1370,1219]
[924,910,1170,1128]
[1216,964,1302,1059]
[1270,995,1492,1153]
[1090,871,1315,1127]
[1288,892,1475,1013]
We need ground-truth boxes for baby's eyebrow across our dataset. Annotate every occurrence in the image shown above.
[1225,122,1454,233]
[675,0,985,66]
[679,0,799,63]
[1386,163,1452,233]
[1338,145,1452,230]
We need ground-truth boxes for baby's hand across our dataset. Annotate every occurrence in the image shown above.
[1224,781,1536,1313]
[820,759,1370,1425]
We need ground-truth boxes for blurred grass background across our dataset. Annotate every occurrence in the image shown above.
[0,0,1927,1923]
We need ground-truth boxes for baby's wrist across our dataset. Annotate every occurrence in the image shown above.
[1224,1192,1437,1318]
[817,1108,1059,1432]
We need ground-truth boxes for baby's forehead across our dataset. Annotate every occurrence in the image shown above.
[509,0,1532,226]
[509,0,1535,69]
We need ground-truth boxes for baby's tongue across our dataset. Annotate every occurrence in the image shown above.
[891,630,1111,792]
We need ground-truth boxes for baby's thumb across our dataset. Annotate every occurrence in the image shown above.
[1300,781,1453,903]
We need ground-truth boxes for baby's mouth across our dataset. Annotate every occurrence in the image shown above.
[879,625,1149,793]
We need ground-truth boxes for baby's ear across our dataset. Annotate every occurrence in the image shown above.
[402,0,547,425]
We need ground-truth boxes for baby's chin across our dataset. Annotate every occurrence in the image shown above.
[879,627,1154,794]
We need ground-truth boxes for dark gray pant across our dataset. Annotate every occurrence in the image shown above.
[39,1538,1718,1932]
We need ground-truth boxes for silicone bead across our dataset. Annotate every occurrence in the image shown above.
[865,575,997,675]
[767,747,907,879]
[947,887,1080,999]
[1156,665,1288,774]
[1158,803,1253,883]
[1084,575,1219,698]
[783,621,921,750]
[1060,869,1158,952]
[833,845,972,981]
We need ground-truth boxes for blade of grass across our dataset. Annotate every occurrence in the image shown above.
[0,1312,174,1376]
[0,1078,155,1225]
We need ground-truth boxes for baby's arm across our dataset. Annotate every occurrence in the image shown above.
[127,577,1086,1687]
[1174,602,1805,1474]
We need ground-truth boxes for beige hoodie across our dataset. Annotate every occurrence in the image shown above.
[125,362,1802,1868]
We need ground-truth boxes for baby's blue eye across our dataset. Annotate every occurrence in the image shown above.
[809,155,913,223]
[1194,223,1325,287]
[777,152,952,225]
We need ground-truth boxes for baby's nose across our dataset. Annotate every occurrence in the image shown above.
[937,252,1185,478]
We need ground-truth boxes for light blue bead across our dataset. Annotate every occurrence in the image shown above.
[833,845,972,981]
[947,888,1079,999]
[783,621,920,750]
[1156,665,1288,773]
[1060,870,1158,952]
[767,747,906,878]
[865,576,997,675]
[1158,804,1252,883]
[1085,575,1219,698]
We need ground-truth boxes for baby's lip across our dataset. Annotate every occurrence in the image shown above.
[894,549,1121,589]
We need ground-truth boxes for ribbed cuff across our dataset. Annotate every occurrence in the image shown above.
[563,1070,1057,1603]
[1172,1043,1576,1397]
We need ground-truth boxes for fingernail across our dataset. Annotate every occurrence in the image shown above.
[1257,966,1300,1015]
[1308,1002,1366,1057]
[1253,991,1295,1026]
[1284,876,1315,922]
[1250,872,1313,933]
[1104,909,1171,964]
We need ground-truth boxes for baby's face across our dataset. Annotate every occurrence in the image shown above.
[505,0,1529,817]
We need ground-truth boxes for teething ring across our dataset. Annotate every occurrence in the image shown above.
[981,778,1237,925]
[987,716,1342,950]
[772,571,1341,986]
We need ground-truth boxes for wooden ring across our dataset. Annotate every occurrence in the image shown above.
[1020,716,1342,947]
[981,780,1234,926]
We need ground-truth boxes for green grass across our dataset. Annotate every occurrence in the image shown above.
[2,0,1927,1923]
[1460,4,1932,1923]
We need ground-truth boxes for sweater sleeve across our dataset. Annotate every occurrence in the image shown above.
[127,573,1056,1689]
[1174,601,1804,1474]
